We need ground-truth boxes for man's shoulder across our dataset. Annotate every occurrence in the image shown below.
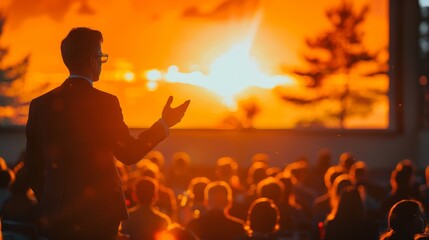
[30,85,62,108]
[31,83,118,106]
[91,87,117,100]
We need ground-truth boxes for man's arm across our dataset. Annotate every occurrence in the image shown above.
[113,96,190,165]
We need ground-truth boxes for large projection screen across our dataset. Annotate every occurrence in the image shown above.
[0,0,389,130]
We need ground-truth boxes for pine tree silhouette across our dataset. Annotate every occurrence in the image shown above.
[279,1,388,128]
[0,14,30,125]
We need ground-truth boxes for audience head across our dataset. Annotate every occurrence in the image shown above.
[386,200,425,238]
[284,159,309,184]
[204,181,233,211]
[216,157,238,181]
[390,159,416,193]
[338,152,356,173]
[136,159,160,180]
[256,177,285,204]
[134,177,159,206]
[333,187,364,221]
[324,165,345,190]
[247,162,268,186]
[277,175,294,203]
[329,174,352,208]
[146,151,165,171]
[61,27,104,80]
[246,198,280,235]
[251,153,270,164]
[391,159,415,189]
[187,177,211,203]
[349,161,368,185]
[266,167,281,177]
[171,152,191,173]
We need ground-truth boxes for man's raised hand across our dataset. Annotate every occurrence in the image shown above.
[162,96,191,127]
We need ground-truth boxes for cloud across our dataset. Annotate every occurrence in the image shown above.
[182,0,260,20]
[4,0,96,29]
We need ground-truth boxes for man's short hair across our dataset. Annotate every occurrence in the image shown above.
[247,198,279,234]
[256,177,285,203]
[134,177,159,205]
[204,181,233,205]
[61,27,103,72]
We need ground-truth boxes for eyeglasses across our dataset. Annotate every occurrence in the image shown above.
[98,53,109,63]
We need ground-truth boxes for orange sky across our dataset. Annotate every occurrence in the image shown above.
[0,0,389,129]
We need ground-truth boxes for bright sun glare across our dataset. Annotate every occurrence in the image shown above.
[145,9,296,109]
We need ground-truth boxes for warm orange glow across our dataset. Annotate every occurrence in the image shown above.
[0,0,390,129]
[124,71,135,82]
[147,40,297,109]
[155,231,174,240]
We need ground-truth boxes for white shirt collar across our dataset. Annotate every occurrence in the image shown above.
[68,74,93,86]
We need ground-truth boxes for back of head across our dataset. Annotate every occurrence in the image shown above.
[216,156,238,180]
[391,159,415,189]
[247,198,280,235]
[256,177,285,204]
[349,161,368,184]
[277,175,293,201]
[395,159,415,173]
[329,174,352,212]
[172,152,191,170]
[135,177,159,206]
[205,181,232,210]
[391,165,414,191]
[137,159,160,179]
[332,174,352,197]
[247,162,268,186]
[334,187,364,221]
[61,27,103,72]
[251,153,270,164]
[284,160,309,183]
[388,200,425,235]
[339,152,356,173]
[188,177,211,203]
[146,151,165,171]
[324,165,345,190]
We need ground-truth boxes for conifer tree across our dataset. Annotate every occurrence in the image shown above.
[0,14,30,125]
[279,1,387,128]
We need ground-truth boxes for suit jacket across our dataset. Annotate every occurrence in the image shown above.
[25,77,167,223]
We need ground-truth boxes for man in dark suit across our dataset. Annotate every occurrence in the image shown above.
[25,27,190,239]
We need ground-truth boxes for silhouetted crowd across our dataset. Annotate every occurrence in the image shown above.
[1,149,429,240]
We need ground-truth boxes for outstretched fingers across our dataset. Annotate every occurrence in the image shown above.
[177,100,191,112]
[165,96,174,109]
